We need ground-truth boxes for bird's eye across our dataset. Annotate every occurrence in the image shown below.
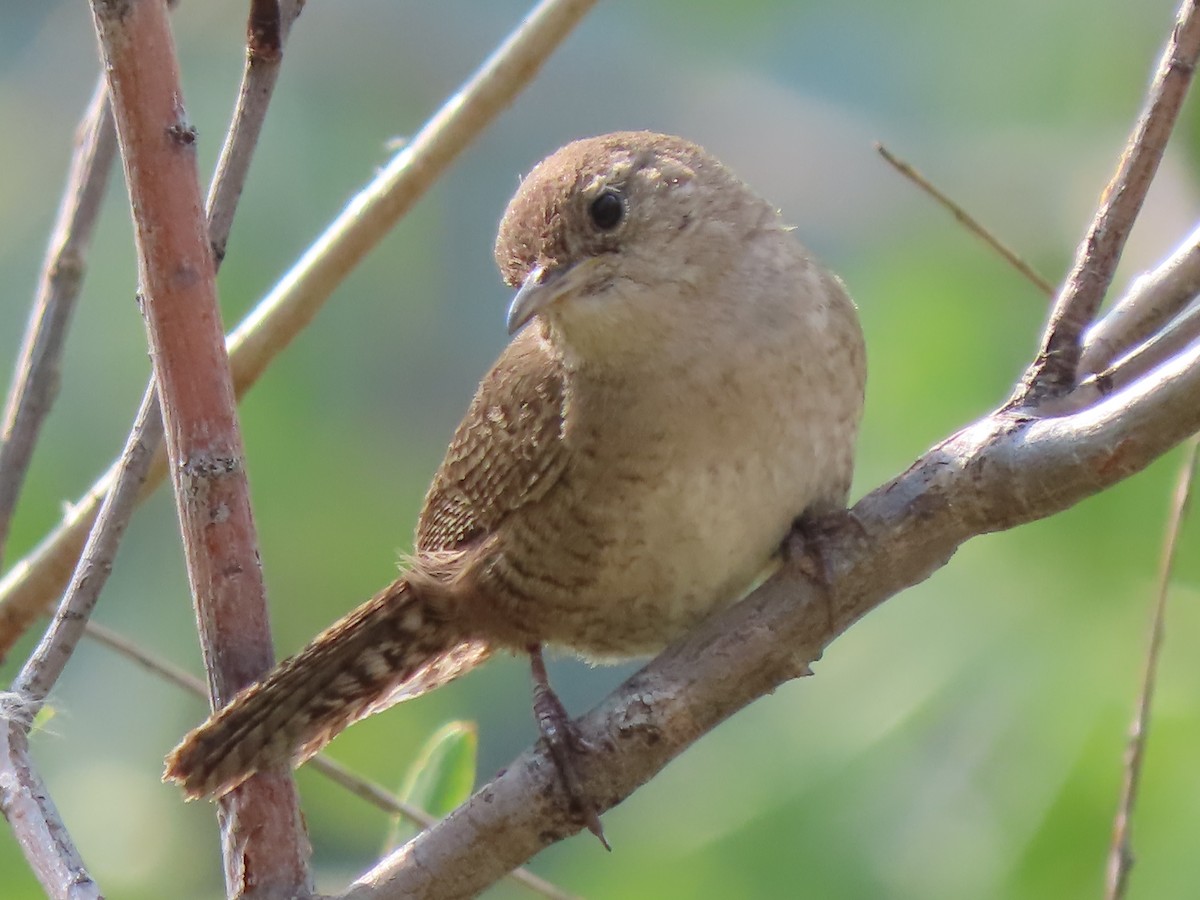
[588,190,624,231]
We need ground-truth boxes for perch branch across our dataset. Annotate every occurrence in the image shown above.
[345,326,1200,899]
[80,620,577,900]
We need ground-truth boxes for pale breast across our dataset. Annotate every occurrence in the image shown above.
[516,312,861,657]
[471,236,865,660]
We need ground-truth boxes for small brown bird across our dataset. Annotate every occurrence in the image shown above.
[164,132,866,833]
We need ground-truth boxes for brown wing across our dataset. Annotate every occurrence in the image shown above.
[416,326,570,555]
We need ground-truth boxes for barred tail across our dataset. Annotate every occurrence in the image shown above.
[163,576,491,799]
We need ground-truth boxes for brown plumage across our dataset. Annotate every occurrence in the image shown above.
[165,327,567,799]
[164,131,866,811]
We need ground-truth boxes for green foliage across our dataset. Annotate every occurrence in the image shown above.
[383,721,478,853]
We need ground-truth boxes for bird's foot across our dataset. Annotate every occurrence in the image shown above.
[779,509,865,676]
[529,645,609,850]
[783,506,865,588]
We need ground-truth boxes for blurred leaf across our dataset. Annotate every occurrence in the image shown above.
[382,720,478,853]
[29,703,55,736]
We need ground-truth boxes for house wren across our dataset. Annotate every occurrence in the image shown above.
[165,132,866,830]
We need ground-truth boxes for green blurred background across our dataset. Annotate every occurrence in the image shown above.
[3,0,1199,897]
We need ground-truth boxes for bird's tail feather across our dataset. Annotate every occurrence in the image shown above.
[163,576,490,799]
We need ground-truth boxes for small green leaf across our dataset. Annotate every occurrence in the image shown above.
[30,704,56,735]
[383,720,478,852]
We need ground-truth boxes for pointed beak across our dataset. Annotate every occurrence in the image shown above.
[506,266,561,335]
[505,259,600,335]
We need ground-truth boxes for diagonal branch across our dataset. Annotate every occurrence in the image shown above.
[0,79,117,571]
[875,141,1055,296]
[345,319,1200,899]
[208,0,297,264]
[1079,222,1200,377]
[1013,0,1200,406]
[0,718,101,900]
[80,619,579,900]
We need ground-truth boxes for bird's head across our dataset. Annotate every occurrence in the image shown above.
[495,131,782,363]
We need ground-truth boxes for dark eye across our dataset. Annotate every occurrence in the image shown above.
[588,190,624,231]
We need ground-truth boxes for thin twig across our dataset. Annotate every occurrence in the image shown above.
[0,0,599,662]
[0,79,117,572]
[1079,223,1200,377]
[1034,228,1200,415]
[1014,0,1200,405]
[247,0,283,63]
[874,142,1055,296]
[1072,298,1200,411]
[89,0,311,893]
[207,0,299,263]
[80,621,579,900]
[0,76,120,900]
[0,725,102,900]
[9,408,156,706]
[1104,435,1199,900]
[2,0,301,783]
[306,758,580,900]
[0,0,305,664]
[223,0,602,389]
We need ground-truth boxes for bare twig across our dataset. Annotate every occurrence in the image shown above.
[0,80,117,571]
[0,0,599,661]
[223,0,601,390]
[89,0,311,895]
[1039,229,1200,415]
[207,0,300,263]
[0,74,121,900]
[875,142,1055,296]
[0,724,102,900]
[0,0,304,689]
[1104,435,1199,900]
[307,757,580,900]
[80,620,578,900]
[1014,0,1200,405]
[247,0,283,62]
[2,0,309,889]
[9,411,156,707]
[1080,223,1200,376]
[1073,299,1200,410]
[0,0,304,664]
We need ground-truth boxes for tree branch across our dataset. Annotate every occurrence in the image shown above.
[1105,434,1198,899]
[0,79,117,571]
[1014,0,1200,405]
[343,301,1200,898]
[80,619,578,900]
[88,0,310,895]
[0,715,101,900]
[1079,222,1200,377]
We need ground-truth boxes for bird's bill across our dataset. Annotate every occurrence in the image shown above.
[505,259,599,335]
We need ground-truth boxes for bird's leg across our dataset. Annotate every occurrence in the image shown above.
[528,644,609,849]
